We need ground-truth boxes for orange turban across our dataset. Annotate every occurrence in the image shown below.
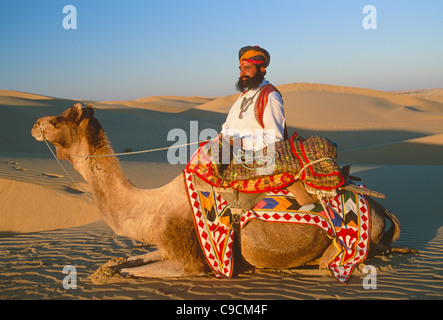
[239,46,270,67]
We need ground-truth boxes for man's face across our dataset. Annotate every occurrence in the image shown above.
[239,61,257,80]
[236,61,266,92]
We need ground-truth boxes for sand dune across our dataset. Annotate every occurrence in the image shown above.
[0,89,56,100]
[98,95,216,113]
[1,83,443,300]
[340,133,443,165]
[199,83,443,132]
[134,95,215,105]
[395,88,443,104]
[0,177,99,237]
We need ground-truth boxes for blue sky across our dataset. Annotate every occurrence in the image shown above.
[1,0,443,100]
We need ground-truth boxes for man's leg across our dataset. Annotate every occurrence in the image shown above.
[286,180,318,206]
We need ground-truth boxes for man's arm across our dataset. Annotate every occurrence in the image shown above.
[254,91,286,150]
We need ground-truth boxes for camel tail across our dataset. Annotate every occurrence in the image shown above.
[380,207,401,246]
[379,207,419,254]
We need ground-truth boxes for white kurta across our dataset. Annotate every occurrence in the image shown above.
[221,79,286,151]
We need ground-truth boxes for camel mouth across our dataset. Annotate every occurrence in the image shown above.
[31,125,45,142]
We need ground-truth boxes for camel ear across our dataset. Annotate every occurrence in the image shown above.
[62,103,83,123]
[86,104,95,117]
[71,103,83,122]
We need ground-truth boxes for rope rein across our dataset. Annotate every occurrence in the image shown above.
[71,139,212,158]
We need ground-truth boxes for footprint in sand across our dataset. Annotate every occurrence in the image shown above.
[13,166,27,171]
[42,173,65,178]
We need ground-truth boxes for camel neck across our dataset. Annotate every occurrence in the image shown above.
[72,148,141,233]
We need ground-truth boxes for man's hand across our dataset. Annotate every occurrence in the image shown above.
[220,133,243,148]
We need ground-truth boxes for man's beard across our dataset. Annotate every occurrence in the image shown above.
[236,69,265,92]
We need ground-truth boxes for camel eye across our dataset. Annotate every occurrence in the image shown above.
[50,118,62,128]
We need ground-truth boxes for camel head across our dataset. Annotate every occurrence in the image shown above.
[31,103,105,160]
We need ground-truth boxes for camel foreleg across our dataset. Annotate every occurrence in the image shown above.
[119,259,204,278]
[126,250,164,266]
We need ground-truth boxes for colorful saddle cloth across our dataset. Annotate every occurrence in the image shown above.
[184,169,370,283]
[185,132,344,194]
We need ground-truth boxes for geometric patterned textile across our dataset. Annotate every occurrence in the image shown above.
[184,169,235,277]
[240,190,335,237]
[184,170,370,283]
[322,191,371,283]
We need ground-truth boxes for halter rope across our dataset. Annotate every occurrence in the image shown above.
[38,124,91,194]
[37,123,211,193]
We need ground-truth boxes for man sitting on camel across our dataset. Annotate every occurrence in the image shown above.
[218,45,317,205]
[221,45,287,150]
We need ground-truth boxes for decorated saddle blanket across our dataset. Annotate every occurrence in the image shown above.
[185,132,344,194]
[184,169,370,283]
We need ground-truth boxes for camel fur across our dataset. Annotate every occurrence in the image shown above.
[31,104,409,278]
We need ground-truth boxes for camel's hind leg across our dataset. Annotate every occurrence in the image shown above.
[119,259,204,278]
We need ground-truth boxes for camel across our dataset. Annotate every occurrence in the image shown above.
[31,103,408,278]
